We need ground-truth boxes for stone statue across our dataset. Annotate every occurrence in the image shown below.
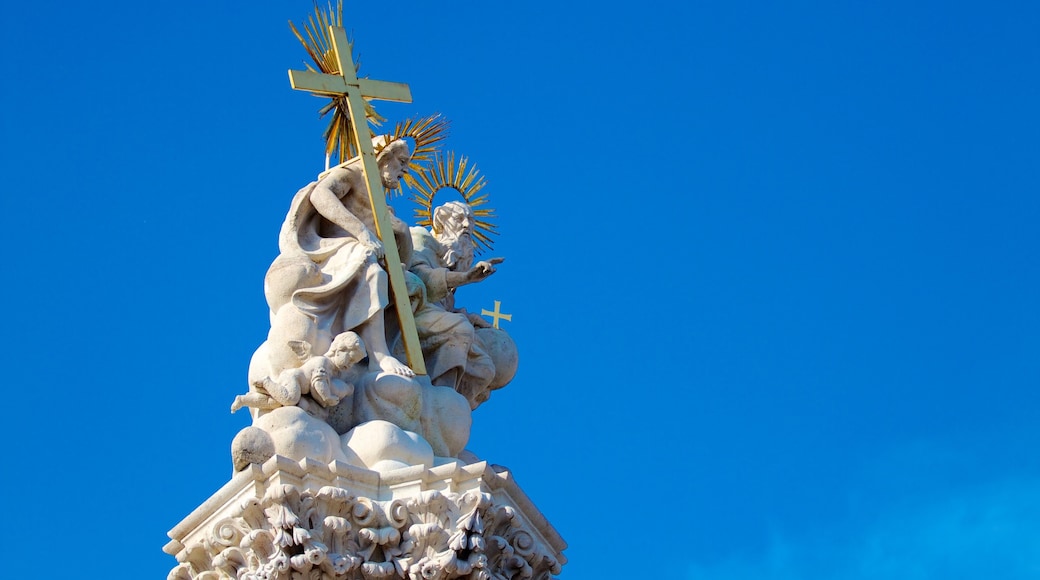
[250,138,415,390]
[236,139,476,474]
[168,14,567,577]
[405,201,517,408]
[232,331,365,418]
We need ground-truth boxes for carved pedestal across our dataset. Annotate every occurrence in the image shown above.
[165,457,566,580]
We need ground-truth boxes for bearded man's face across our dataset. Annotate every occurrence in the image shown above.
[445,208,472,238]
[379,154,408,190]
[435,205,475,271]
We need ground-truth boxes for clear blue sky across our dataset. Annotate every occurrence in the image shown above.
[2,1,1038,578]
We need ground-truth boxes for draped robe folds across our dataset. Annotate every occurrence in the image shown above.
[262,169,391,375]
[402,228,496,408]
[242,160,477,468]
[274,179,388,332]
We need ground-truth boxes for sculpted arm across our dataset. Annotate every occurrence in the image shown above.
[413,257,503,302]
[445,257,505,289]
[309,176,383,255]
[411,261,449,302]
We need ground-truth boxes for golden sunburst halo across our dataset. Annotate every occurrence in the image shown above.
[375,114,450,196]
[290,0,384,164]
[410,152,498,253]
[376,114,449,167]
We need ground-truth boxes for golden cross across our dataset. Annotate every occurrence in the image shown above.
[481,300,513,329]
[288,26,427,375]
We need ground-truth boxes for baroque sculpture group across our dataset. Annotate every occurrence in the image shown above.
[166,8,565,579]
[232,133,517,472]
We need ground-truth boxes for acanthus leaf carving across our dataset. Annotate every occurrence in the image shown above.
[170,484,559,580]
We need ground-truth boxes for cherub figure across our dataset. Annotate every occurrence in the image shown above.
[232,332,366,414]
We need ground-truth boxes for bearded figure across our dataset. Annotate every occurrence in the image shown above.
[402,201,517,409]
[249,138,416,395]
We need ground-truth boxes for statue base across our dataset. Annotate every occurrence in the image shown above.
[165,456,566,579]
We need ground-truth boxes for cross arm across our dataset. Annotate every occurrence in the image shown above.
[289,71,412,103]
[357,79,411,103]
[288,69,349,94]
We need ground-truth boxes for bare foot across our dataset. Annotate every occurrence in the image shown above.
[230,395,245,414]
[372,353,415,377]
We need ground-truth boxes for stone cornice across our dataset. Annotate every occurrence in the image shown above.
[166,456,565,579]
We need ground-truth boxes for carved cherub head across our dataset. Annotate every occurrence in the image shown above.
[325,331,366,371]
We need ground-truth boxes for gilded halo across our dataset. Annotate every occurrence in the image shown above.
[410,152,498,253]
[289,0,384,164]
[375,114,450,195]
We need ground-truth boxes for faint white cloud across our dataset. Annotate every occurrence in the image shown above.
[687,478,1040,580]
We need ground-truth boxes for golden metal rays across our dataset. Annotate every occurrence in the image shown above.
[380,114,450,170]
[289,4,499,251]
[410,153,498,253]
[376,114,450,196]
[290,1,384,164]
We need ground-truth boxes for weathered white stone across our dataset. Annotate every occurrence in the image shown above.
[347,373,472,459]
[475,327,518,390]
[229,146,515,473]
[230,427,276,472]
[253,139,415,384]
[404,202,517,410]
[342,419,434,472]
[169,55,563,573]
[165,457,566,580]
[251,406,351,465]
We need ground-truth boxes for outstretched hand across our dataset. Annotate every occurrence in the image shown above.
[467,257,505,282]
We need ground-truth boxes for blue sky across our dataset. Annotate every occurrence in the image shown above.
[2,1,1039,578]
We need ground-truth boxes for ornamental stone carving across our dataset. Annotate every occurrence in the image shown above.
[165,458,565,580]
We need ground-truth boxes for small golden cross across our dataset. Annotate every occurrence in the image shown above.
[288,25,427,375]
[481,300,513,329]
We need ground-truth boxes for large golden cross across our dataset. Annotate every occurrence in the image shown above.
[288,26,427,375]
